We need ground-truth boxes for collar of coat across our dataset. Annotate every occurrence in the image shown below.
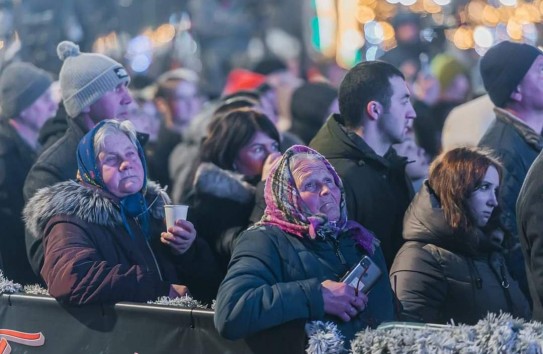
[494,107,543,151]
[193,162,256,204]
[311,114,409,170]
[402,181,501,256]
[23,180,170,240]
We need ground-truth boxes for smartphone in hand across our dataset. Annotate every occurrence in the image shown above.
[340,256,382,295]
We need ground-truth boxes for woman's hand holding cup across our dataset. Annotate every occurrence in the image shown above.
[162,205,196,255]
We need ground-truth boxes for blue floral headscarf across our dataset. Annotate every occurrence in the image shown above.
[76,119,150,239]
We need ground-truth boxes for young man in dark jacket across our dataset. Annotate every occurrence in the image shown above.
[0,62,57,284]
[310,61,416,268]
[478,41,543,301]
[23,41,133,278]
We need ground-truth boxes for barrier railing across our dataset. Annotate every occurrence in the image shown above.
[0,294,306,353]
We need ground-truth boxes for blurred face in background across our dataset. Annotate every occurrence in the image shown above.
[127,100,161,142]
[442,74,471,103]
[233,130,279,178]
[168,80,202,133]
[393,136,429,181]
[19,87,58,132]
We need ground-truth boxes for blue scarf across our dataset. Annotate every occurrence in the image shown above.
[76,120,150,239]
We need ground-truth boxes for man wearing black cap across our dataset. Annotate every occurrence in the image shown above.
[0,62,58,284]
[478,40,543,302]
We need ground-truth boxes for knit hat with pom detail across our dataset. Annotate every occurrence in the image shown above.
[57,41,130,117]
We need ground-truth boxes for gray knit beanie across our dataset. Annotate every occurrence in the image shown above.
[0,62,52,118]
[57,41,130,117]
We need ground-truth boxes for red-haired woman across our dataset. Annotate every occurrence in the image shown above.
[390,147,530,324]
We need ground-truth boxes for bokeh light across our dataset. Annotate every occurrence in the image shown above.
[473,26,494,48]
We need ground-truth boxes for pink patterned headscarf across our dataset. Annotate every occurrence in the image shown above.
[258,145,376,254]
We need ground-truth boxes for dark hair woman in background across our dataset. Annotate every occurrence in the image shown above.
[185,108,281,272]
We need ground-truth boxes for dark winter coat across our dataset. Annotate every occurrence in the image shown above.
[478,108,543,240]
[390,182,531,325]
[478,108,542,300]
[214,224,395,347]
[185,162,262,272]
[23,117,87,277]
[310,114,414,268]
[0,121,40,284]
[23,180,221,305]
[517,149,543,321]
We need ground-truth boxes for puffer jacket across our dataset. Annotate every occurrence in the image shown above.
[310,114,414,268]
[24,180,221,305]
[390,182,531,324]
[185,162,263,272]
[215,224,395,349]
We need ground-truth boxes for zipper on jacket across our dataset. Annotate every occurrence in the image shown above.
[499,263,510,289]
[145,239,164,281]
[328,237,347,267]
[490,255,514,313]
[467,258,483,289]
[134,217,164,281]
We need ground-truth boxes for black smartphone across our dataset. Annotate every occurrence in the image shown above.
[340,256,382,294]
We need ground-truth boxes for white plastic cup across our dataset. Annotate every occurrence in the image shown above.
[164,205,189,229]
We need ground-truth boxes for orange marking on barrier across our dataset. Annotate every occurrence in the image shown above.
[0,338,11,354]
[0,329,45,346]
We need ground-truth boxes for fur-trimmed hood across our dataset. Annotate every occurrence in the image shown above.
[23,180,171,240]
[193,162,255,204]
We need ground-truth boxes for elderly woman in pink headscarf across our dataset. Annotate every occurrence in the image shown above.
[214,145,395,349]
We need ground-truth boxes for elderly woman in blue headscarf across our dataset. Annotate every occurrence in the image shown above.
[214,145,395,349]
[24,119,220,305]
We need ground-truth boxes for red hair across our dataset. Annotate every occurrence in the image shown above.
[428,147,502,233]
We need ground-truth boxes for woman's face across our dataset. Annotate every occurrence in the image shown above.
[233,131,279,178]
[466,166,499,228]
[292,158,341,222]
[97,133,144,198]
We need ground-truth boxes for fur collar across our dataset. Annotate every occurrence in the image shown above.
[23,180,170,240]
[193,162,255,204]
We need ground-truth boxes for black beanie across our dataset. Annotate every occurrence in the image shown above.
[290,82,337,144]
[480,41,542,108]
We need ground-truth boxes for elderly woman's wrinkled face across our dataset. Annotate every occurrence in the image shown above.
[97,133,144,198]
[466,166,499,228]
[292,158,341,221]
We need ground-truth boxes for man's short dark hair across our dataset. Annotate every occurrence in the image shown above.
[339,61,404,129]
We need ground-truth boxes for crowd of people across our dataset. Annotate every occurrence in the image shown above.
[2,35,543,351]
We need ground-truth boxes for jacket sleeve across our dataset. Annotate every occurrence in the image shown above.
[389,244,447,323]
[214,229,325,340]
[41,220,170,305]
[518,182,543,308]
